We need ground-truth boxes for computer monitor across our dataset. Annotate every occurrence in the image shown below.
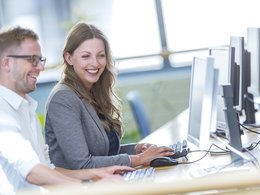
[243,49,257,124]
[230,36,256,124]
[187,56,218,148]
[246,27,260,96]
[230,36,247,112]
[209,68,219,136]
[209,46,238,132]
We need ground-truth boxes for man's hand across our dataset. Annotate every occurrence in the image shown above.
[89,166,135,180]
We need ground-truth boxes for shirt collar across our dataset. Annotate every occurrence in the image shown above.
[0,85,38,112]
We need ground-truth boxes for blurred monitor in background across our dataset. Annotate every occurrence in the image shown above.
[246,27,260,96]
[209,47,238,133]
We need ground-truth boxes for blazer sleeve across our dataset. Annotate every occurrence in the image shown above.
[119,143,136,155]
[45,89,131,169]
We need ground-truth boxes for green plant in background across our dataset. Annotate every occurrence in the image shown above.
[37,113,45,128]
[121,128,140,144]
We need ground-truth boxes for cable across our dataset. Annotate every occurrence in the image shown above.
[210,131,228,140]
[242,147,260,167]
[245,94,260,106]
[243,140,260,151]
[236,123,260,152]
[242,123,260,128]
[189,143,229,154]
[180,143,224,165]
[240,123,260,134]
[179,143,260,172]
[211,131,260,168]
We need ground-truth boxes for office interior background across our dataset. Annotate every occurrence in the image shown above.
[1,0,260,143]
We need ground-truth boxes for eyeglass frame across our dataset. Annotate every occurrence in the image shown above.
[7,55,46,67]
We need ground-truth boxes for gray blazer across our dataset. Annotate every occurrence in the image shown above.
[44,83,136,169]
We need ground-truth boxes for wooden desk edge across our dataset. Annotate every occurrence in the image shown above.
[19,168,260,195]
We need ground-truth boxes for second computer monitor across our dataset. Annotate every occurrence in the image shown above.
[209,46,238,132]
[187,56,218,148]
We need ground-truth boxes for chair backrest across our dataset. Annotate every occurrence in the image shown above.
[126,91,151,138]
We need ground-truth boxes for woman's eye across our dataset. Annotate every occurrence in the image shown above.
[97,54,105,59]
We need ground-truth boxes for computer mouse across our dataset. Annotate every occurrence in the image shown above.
[150,156,178,167]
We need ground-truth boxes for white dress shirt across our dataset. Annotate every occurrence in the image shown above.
[0,85,52,194]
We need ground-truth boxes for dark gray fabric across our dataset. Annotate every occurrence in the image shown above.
[44,83,136,169]
[106,130,119,156]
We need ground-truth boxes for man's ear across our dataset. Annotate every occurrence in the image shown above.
[64,52,73,66]
[1,56,11,71]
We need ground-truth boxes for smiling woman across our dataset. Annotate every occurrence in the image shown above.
[44,21,174,170]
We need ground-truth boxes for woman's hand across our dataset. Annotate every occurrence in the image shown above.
[135,143,156,154]
[131,145,174,167]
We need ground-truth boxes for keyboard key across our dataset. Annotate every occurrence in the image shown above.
[168,140,189,159]
[123,167,155,181]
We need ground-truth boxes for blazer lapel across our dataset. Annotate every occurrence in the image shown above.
[82,101,110,153]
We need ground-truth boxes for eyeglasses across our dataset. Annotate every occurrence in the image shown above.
[7,55,46,67]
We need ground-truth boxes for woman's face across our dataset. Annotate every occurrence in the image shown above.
[65,38,107,91]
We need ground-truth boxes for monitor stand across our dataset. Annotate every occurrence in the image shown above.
[243,92,257,125]
[221,85,244,166]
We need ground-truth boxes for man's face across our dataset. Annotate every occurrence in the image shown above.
[7,39,45,97]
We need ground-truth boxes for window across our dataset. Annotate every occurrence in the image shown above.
[162,0,260,67]
[69,0,163,73]
[2,0,260,72]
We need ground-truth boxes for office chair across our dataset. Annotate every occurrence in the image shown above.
[126,91,151,139]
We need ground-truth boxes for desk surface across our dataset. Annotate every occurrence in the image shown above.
[19,110,260,195]
[141,109,260,183]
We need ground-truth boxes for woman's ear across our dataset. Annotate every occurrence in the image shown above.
[64,52,73,66]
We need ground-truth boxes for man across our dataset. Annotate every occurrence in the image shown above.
[0,26,133,194]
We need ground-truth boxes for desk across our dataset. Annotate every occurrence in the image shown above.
[19,110,260,195]
[139,109,260,186]
[141,109,189,145]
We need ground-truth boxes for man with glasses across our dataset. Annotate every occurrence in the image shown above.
[7,54,46,66]
[0,26,133,194]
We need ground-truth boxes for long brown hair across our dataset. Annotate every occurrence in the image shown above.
[61,21,123,137]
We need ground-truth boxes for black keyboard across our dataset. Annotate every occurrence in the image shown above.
[168,140,189,159]
[123,167,155,181]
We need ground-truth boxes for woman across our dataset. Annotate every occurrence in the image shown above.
[44,21,173,169]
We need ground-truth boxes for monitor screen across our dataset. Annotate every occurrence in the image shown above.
[209,68,219,136]
[187,56,218,148]
[209,47,232,85]
[246,27,260,96]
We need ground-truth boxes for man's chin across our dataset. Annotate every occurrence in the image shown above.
[26,86,37,93]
